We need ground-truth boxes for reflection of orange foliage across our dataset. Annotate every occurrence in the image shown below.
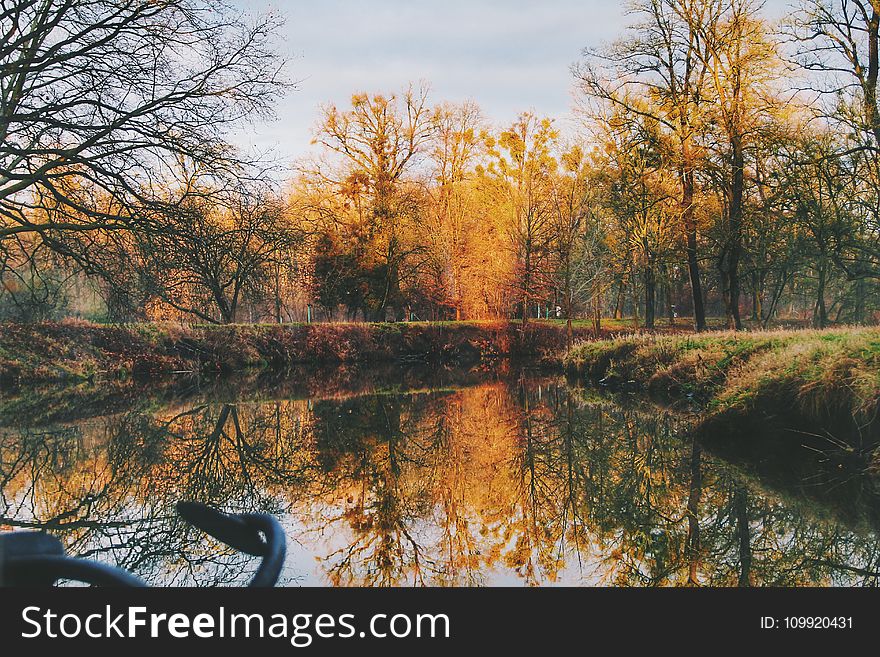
[0,380,857,587]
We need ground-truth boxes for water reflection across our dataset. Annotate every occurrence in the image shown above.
[2,371,879,587]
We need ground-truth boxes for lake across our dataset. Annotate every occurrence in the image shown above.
[1,365,878,587]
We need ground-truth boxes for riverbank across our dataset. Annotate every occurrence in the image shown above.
[4,325,880,536]
[7,321,880,453]
[0,319,634,386]
[565,328,880,456]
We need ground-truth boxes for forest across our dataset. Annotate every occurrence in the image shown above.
[2,0,880,334]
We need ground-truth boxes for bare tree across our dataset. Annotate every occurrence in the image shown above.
[0,0,285,247]
[140,182,302,324]
[792,0,880,147]
[790,1,880,284]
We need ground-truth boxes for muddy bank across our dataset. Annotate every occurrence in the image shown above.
[0,320,607,386]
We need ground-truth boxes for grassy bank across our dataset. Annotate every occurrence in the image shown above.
[565,328,880,452]
[0,319,614,386]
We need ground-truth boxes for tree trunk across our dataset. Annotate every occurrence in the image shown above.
[727,134,745,330]
[631,264,640,328]
[854,278,867,324]
[682,168,707,332]
[644,262,656,329]
[214,288,234,324]
[762,269,789,329]
[274,264,282,324]
[751,271,761,322]
[813,264,828,328]
[664,266,675,326]
[522,240,531,327]
[613,275,625,320]
[565,284,574,349]
[866,7,880,146]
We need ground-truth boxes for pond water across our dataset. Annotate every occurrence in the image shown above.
[1,365,878,587]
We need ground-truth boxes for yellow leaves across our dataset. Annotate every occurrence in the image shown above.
[562,145,585,173]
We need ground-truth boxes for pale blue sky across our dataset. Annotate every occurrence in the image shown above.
[232,0,792,164]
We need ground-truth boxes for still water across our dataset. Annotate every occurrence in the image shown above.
[1,365,878,587]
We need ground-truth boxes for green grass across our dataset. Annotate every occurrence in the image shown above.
[536,316,810,331]
[564,327,880,434]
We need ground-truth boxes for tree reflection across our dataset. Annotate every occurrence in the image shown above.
[2,373,880,586]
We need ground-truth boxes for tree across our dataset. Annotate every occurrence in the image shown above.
[699,0,782,329]
[0,233,77,321]
[593,105,679,329]
[0,0,285,251]
[548,144,600,340]
[790,1,880,288]
[744,132,809,327]
[484,113,558,325]
[776,132,861,327]
[793,0,880,148]
[575,0,724,331]
[311,85,434,321]
[423,101,484,320]
[153,188,297,324]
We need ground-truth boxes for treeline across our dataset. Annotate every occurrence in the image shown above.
[1,0,880,330]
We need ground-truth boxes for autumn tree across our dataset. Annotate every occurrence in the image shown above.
[698,0,783,329]
[311,86,434,321]
[423,101,485,320]
[483,113,558,325]
[575,0,724,331]
[548,144,602,340]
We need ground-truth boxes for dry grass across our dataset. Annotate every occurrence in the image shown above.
[565,327,880,428]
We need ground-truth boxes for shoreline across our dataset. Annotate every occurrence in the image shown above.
[0,319,681,387]
[5,320,880,470]
[564,328,880,458]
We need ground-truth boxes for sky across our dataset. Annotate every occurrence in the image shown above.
[231,0,792,165]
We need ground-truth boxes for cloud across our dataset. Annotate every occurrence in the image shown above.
[232,0,794,162]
